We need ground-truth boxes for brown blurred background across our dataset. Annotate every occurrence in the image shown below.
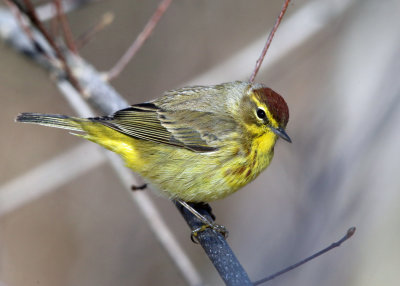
[1,0,400,285]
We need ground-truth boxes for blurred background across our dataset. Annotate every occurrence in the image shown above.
[1,0,399,285]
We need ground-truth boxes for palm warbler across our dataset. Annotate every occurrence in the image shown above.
[16,81,290,228]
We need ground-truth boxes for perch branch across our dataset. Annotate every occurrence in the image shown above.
[177,202,253,285]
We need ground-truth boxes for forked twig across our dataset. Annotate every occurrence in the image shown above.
[253,227,356,285]
[249,0,291,83]
[3,0,48,57]
[107,0,172,80]
[19,0,82,93]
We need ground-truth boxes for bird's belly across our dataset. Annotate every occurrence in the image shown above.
[136,148,239,202]
[125,140,274,203]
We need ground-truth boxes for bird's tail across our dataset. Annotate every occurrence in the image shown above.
[16,113,86,132]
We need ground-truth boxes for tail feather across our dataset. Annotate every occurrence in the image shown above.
[16,113,85,132]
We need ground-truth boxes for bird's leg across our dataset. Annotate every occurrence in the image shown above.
[195,202,216,221]
[131,183,147,191]
[176,200,228,242]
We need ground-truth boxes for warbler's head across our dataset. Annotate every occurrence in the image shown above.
[240,83,291,142]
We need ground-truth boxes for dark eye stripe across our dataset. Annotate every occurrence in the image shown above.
[256,108,266,119]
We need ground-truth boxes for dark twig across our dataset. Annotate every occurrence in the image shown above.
[253,227,356,285]
[75,12,114,50]
[249,0,290,83]
[22,0,63,57]
[107,0,172,80]
[176,202,253,286]
[54,0,78,54]
[3,0,49,57]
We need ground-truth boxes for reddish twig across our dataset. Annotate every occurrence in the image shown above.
[107,0,173,80]
[249,0,291,83]
[50,3,60,38]
[253,227,356,285]
[54,0,78,54]
[75,12,114,50]
[5,0,55,62]
[22,0,63,56]
[4,0,34,44]
[21,0,82,93]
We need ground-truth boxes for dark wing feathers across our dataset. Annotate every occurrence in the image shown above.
[92,103,236,152]
[99,104,182,148]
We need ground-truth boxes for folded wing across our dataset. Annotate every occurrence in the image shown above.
[93,102,238,153]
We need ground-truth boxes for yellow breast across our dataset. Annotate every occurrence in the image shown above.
[221,131,277,192]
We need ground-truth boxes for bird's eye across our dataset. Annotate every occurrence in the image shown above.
[256,108,266,119]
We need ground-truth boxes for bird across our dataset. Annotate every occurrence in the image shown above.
[16,81,291,235]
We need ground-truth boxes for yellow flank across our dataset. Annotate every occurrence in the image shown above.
[79,122,144,169]
[16,81,290,203]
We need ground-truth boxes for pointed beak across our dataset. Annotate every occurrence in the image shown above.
[271,127,292,143]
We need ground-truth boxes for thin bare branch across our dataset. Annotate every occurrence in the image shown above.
[75,12,114,50]
[54,0,78,53]
[50,4,60,38]
[249,0,291,83]
[20,0,82,92]
[21,0,62,56]
[184,0,353,86]
[4,0,35,47]
[107,0,172,80]
[253,227,356,285]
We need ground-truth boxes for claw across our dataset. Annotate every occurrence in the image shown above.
[213,224,229,238]
[191,225,209,243]
[190,223,229,243]
[176,200,229,242]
